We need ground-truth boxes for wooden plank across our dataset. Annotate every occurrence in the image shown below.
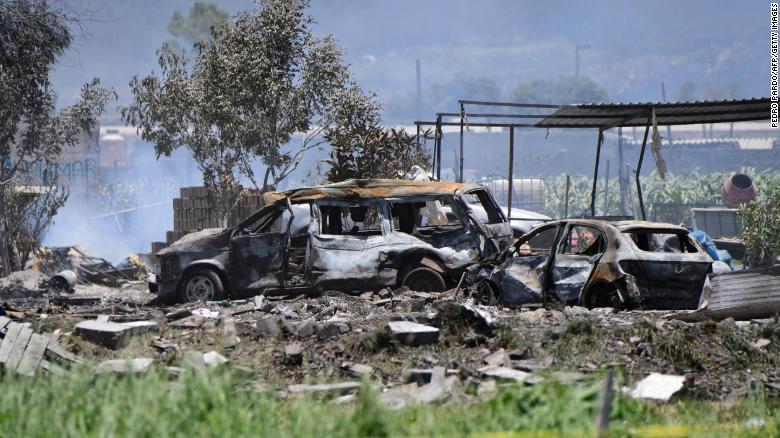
[39,359,69,377]
[6,325,33,369]
[16,334,49,377]
[0,322,22,363]
[0,316,11,331]
[45,341,86,365]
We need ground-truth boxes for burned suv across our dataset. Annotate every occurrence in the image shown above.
[152,179,512,302]
[471,219,712,310]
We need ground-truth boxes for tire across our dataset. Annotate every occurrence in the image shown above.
[402,267,447,292]
[178,268,225,303]
[585,284,625,310]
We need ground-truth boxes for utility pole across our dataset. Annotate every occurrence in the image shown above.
[415,59,422,122]
[575,43,591,76]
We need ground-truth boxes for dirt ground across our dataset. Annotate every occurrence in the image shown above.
[3,277,780,402]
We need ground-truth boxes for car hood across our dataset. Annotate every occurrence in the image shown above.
[158,228,232,255]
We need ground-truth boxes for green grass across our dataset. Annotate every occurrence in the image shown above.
[0,367,777,437]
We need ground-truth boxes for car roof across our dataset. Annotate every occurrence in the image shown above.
[527,218,688,233]
[264,179,485,204]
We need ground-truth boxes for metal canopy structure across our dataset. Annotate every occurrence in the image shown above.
[415,97,771,221]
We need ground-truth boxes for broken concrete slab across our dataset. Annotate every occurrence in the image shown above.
[220,317,238,347]
[387,321,439,346]
[97,358,154,374]
[293,318,315,338]
[288,382,362,397]
[317,320,351,339]
[381,367,468,409]
[74,320,157,349]
[284,342,303,365]
[484,348,511,368]
[478,366,530,383]
[203,351,229,367]
[255,316,283,338]
[628,373,686,401]
[341,362,373,378]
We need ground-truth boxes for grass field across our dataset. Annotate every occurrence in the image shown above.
[0,367,775,437]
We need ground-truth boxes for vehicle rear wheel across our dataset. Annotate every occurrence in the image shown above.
[179,269,225,303]
[585,284,624,309]
[402,267,447,292]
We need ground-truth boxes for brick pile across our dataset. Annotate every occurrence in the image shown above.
[151,186,267,254]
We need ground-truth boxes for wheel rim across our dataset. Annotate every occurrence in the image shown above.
[184,275,215,302]
[407,273,438,292]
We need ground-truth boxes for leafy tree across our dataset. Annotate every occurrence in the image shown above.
[167,2,228,54]
[124,0,367,224]
[0,0,114,274]
[740,184,780,267]
[507,75,608,105]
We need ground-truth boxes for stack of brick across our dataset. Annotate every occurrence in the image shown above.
[151,187,267,254]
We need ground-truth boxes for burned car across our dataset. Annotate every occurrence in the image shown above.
[470,219,713,310]
[152,179,512,302]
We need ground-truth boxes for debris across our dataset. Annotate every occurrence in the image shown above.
[192,308,220,319]
[284,342,303,365]
[220,317,238,347]
[202,351,228,367]
[0,319,81,376]
[405,368,435,385]
[478,366,530,383]
[0,270,47,297]
[387,321,439,346]
[483,348,511,368]
[292,318,315,338]
[317,319,351,339]
[165,309,192,322]
[629,373,686,401]
[255,316,283,338]
[47,270,77,293]
[381,367,468,409]
[752,338,771,349]
[341,362,373,378]
[97,358,154,374]
[74,320,157,349]
[288,382,362,397]
[477,379,498,400]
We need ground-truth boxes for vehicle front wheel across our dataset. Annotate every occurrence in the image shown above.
[179,269,225,303]
[402,267,447,292]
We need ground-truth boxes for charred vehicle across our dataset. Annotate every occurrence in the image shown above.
[151,179,512,302]
[469,219,713,310]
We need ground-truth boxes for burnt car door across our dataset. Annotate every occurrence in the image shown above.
[493,223,560,307]
[458,188,513,256]
[229,200,294,294]
[621,229,710,309]
[550,224,606,304]
[308,199,393,291]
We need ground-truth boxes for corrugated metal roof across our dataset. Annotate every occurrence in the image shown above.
[535,98,770,128]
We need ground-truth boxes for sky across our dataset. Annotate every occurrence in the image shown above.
[52,0,769,122]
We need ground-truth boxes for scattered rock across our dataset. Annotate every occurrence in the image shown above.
[220,317,238,347]
[405,368,435,385]
[96,358,154,374]
[74,320,157,349]
[381,367,468,409]
[563,306,590,318]
[387,321,439,346]
[477,379,498,400]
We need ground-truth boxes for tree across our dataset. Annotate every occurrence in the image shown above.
[507,75,608,105]
[124,0,366,224]
[323,83,431,182]
[0,0,114,274]
[166,2,228,55]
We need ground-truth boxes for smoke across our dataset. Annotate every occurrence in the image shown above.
[42,137,201,263]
